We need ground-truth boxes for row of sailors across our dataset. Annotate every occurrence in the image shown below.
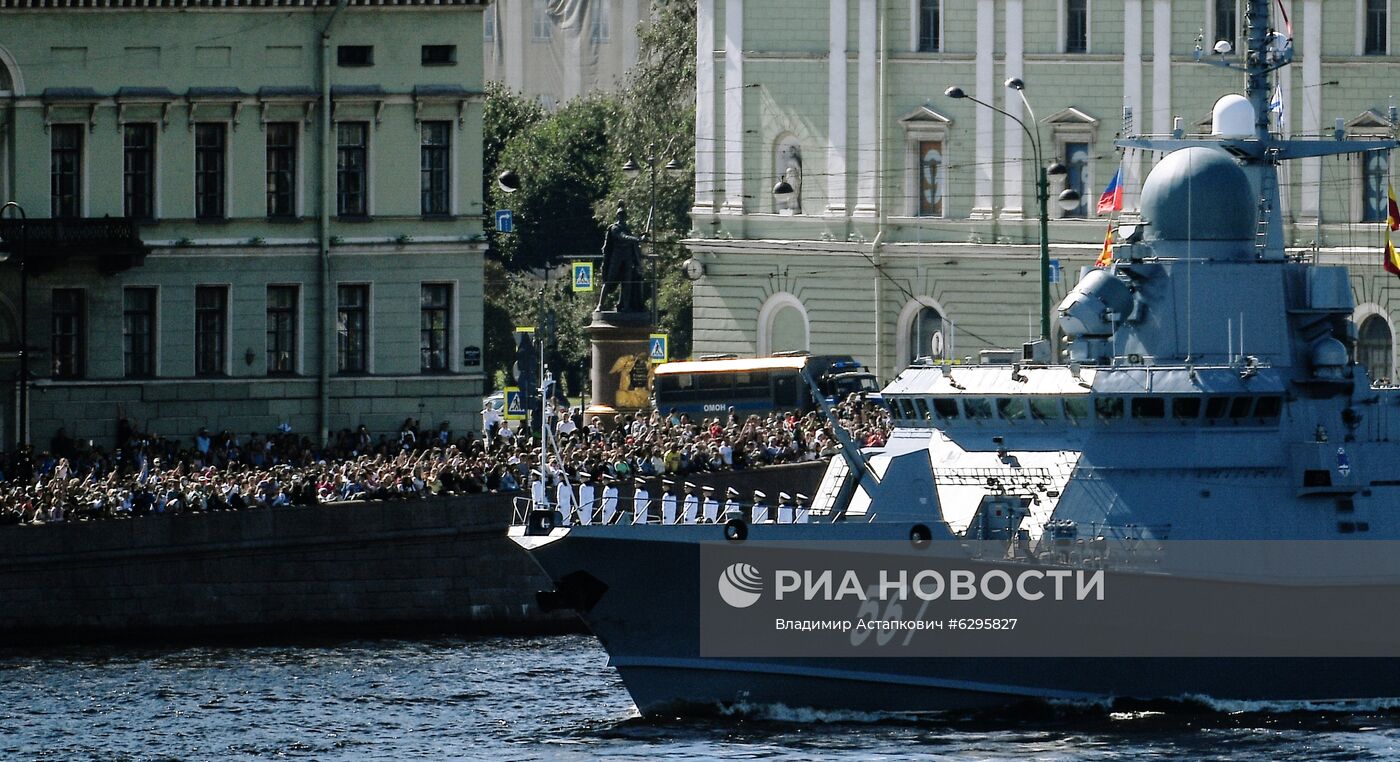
[530,473,811,525]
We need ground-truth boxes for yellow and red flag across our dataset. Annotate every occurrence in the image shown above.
[1094,223,1114,268]
[1385,182,1400,277]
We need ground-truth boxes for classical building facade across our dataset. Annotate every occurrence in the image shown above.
[0,0,488,448]
[483,0,647,106]
[684,0,1400,383]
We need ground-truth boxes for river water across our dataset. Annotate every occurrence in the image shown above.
[3,634,1399,760]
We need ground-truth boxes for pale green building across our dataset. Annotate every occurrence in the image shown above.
[0,0,488,448]
[685,0,1400,385]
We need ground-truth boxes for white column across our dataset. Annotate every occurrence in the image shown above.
[694,0,717,213]
[854,0,877,215]
[1151,0,1172,137]
[1123,0,1143,209]
[1300,0,1321,222]
[504,0,526,91]
[972,0,994,217]
[622,0,641,71]
[723,0,745,212]
[827,0,849,214]
[1002,0,1024,219]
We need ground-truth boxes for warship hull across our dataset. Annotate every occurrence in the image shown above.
[514,525,1400,715]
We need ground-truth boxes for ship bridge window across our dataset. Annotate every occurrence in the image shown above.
[1064,397,1090,424]
[1254,395,1282,421]
[996,397,1027,422]
[1228,396,1254,418]
[932,397,959,420]
[1130,397,1165,419]
[963,398,993,421]
[895,398,915,420]
[1029,397,1062,421]
[913,397,933,422]
[1172,397,1201,420]
[1204,396,1231,420]
[1095,397,1124,422]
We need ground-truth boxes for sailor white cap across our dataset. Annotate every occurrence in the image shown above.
[796,493,809,503]
[779,491,792,502]
[726,486,740,497]
[684,481,697,491]
[753,490,766,499]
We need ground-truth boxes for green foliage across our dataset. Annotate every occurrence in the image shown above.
[502,268,596,398]
[481,259,518,386]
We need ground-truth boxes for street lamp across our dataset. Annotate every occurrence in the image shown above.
[0,201,27,448]
[620,144,684,324]
[945,81,1080,341]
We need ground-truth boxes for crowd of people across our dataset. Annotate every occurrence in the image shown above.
[0,397,891,527]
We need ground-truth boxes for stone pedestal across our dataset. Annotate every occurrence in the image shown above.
[587,311,654,424]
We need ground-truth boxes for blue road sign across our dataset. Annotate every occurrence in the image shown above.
[572,262,594,292]
[504,387,526,420]
[649,334,668,364]
[495,209,514,233]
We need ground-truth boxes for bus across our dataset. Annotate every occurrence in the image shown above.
[651,353,880,418]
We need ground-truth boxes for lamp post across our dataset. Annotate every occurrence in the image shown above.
[0,202,26,448]
[945,81,1080,342]
[621,145,683,324]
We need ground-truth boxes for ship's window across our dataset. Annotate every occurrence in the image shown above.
[1095,397,1124,421]
[1063,397,1090,423]
[896,398,915,420]
[1130,397,1165,419]
[963,398,993,420]
[1029,397,1062,421]
[913,398,932,422]
[1228,396,1254,418]
[996,397,1026,422]
[933,397,960,420]
[1204,396,1231,419]
[1254,395,1282,421]
[1172,397,1201,420]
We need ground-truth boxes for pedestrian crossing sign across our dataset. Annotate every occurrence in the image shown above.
[504,387,527,420]
[572,262,594,292]
[648,333,668,364]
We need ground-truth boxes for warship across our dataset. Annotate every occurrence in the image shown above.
[510,0,1400,714]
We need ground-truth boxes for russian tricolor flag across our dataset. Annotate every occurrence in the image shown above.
[1097,168,1123,215]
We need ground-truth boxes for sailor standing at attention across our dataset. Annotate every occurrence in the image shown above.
[702,485,720,523]
[556,477,576,524]
[777,492,795,524]
[661,479,679,524]
[600,475,620,525]
[752,490,770,524]
[530,469,548,511]
[795,493,811,524]
[682,482,700,524]
[576,474,595,525]
[722,487,742,520]
[631,477,650,524]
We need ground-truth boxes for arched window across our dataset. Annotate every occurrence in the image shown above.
[757,292,809,355]
[1357,314,1394,384]
[896,298,950,367]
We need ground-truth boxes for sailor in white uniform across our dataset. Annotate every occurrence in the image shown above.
[682,481,700,524]
[529,469,548,510]
[576,473,595,525]
[631,477,650,524]
[777,491,795,524]
[600,475,620,525]
[556,478,576,524]
[751,490,770,524]
[660,479,679,524]
[795,493,811,524]
[722,486,742,520]
[701,485,720,523]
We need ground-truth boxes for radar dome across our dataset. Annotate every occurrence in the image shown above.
[1212,94,1254,137]
[1139,147,1255,242]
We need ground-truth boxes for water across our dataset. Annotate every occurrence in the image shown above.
[3,635,1400,760]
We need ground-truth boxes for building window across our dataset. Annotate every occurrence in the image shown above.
[194,123,227,220]
[1065,0,1089,53]
[51,288,85,380]
[1357,315,1394,383]
[337,122,368,217]
[1063,141,1090,218]
[1362,151,1389,222]
[421,121,452,216]
[533,0,552,41]
[337,284,369,373]
[757,293,810,355]
[266,122,298,218]
[267,285,298,375]
[591,0,611,43]
[1366,0,1389,55]
[484,3,496,42]
[917,0,939,52]
[337,45,373,66]
[123,287,157,378]
[195,285,228,377]
[918,140,944,217]
[421,283,451,372]
[908,306,945,364]
[421,44,457,65]
[1214,0,1237,49]
[123,123,156,220]
[51,125,82,219]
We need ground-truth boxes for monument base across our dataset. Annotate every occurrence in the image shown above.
[588,311,654,426]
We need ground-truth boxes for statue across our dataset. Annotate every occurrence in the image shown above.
[596,204,647,313]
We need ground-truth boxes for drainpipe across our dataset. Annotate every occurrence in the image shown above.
[871,0,888,380]
[319,0,348,447]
